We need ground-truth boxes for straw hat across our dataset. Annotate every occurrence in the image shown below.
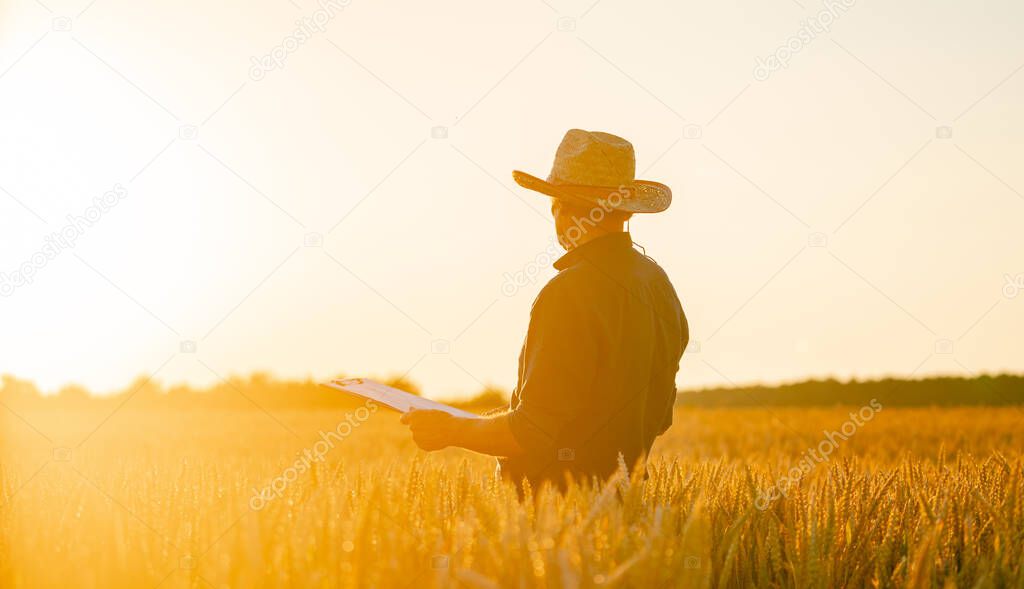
[512,129,671,214]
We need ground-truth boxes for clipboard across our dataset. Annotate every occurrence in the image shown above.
[320,377,480,419]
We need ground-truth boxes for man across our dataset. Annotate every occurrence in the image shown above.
[401,129,688,488]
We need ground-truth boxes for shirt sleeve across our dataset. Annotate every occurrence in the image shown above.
[507,273,599,456]
[659,291,688,434]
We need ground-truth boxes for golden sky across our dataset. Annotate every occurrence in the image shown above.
[1,0,1022,398]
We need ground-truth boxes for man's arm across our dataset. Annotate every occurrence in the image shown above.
[401,409,525,458]
[400,273,593,458]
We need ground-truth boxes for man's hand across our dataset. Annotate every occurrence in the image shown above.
[401,409,525,458]
[400,409,465,451]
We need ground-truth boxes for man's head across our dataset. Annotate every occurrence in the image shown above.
[551,197,632,251]
[513,130,671,250]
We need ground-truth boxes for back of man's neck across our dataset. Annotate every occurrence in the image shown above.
[565,228,626,251]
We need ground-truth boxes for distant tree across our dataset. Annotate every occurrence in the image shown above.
[248,372,272,388]
[459,386,509,411]
[383,375,421,396]
[2,371,1024,409]
[166,384,195,403]
[56,384,91,402]
[1,374,42,404]
[121,375,165,405]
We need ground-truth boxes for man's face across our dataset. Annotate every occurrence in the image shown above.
[551,198,575,251]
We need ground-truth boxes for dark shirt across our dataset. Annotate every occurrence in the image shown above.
[500,232,688,488]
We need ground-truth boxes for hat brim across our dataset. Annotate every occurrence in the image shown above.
[512,170,671,214]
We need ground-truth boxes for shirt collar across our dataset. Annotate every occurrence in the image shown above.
[554,232,634,271]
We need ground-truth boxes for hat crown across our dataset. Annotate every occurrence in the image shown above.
[547,129,636,187]
[511,128,671,214]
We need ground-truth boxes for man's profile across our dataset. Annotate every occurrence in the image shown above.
[402,129,688,488]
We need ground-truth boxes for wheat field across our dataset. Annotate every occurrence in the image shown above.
[2,406,1023,588]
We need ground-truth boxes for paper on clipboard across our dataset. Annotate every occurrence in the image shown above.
[321,378,480,419]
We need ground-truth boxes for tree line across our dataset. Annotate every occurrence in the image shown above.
[2,372,1022,410]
